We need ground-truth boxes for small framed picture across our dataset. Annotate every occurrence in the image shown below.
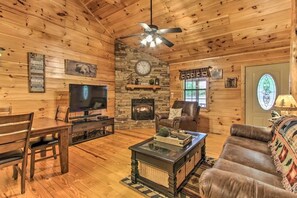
[210,68,223,79]
[28,52,45,93]
[225,77,238,88]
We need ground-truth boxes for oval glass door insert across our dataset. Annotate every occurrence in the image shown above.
[257,74,277,110]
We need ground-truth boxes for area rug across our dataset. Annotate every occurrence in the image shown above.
[120,157,216,198]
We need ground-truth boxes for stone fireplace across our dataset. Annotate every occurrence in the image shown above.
[114,41,170,129]
[131,99,154,120]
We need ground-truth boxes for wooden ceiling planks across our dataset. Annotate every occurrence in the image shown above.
[81,0,291,63]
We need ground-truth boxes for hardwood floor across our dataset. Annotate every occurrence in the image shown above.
[0,129,228,198]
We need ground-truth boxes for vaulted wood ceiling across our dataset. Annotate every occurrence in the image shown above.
[80,0,291,64]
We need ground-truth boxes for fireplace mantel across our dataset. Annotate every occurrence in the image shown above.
[126,84,161,91]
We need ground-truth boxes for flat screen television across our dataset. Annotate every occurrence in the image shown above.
[69,84,107,113]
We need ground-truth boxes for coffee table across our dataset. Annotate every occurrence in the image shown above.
[129,131,207,198]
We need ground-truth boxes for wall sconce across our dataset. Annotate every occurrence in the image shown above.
[0,47,5,57]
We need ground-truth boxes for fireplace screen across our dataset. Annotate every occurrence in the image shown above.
[131,99,155,120]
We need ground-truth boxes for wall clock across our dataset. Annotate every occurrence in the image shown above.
[135,60,152,76]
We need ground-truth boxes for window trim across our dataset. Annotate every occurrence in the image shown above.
[183,77,209,109]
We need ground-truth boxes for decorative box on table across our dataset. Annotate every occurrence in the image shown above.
[154,131,192,147]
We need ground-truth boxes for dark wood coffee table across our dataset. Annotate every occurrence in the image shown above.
[129,131,207,198]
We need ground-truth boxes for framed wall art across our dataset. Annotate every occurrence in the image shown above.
[210,68,223,79]
[225,77,238,88]
[28,52,45,93]
[65,59,97,78]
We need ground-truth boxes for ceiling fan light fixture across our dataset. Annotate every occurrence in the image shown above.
[146,35,153,42]
[155,37,162,45]
[141,39,147,46]
[150,41,156,48]
[118,0,182,48]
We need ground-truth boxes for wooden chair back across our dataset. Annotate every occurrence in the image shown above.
[0,106,12,115]
[0,113,34,156]
[55,106,69,122]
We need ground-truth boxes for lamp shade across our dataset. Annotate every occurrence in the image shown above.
[274,95,297,110]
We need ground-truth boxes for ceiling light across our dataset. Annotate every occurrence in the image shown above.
[150,41,156,48]
[146,35,153,42]
[141,39,147,46]
[155,37,162,45]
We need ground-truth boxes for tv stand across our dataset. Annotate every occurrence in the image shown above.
[69,114,114,145]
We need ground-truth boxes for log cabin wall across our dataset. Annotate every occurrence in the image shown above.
[170,48,290,135]
[0,0,115,118]
[291,0,297,99]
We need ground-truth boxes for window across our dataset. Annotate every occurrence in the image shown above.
[184,78,208,108]
[257,74,277,110]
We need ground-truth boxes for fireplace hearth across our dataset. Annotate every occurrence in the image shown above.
[132,99,154,120]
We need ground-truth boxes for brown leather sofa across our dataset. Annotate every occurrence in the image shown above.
[155,101,200,131]
[199,124,296,198]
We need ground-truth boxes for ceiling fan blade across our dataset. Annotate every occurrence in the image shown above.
[158,36,174,47]
[139,23,152,31]
[119,34,144,39]
[157,27,182,34]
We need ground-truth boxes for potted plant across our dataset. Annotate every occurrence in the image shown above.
[149,79,155,85]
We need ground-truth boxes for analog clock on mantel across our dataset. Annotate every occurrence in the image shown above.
[135,60,152,76]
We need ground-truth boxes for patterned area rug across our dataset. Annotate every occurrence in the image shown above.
[120,157,216,198]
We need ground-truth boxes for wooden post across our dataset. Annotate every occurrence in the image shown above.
[290,0,297,99]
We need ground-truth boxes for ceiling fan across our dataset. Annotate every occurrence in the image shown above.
[118,0,182,48]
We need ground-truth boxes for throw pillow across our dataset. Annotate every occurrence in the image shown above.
[168,108,182,120]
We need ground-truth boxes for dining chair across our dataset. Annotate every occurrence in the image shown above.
[29,106,69,178]
[0,112,34,194]
[0,106,12,115]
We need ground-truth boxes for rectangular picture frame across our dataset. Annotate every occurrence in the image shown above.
[28,52,45,93]
[225,77,238,88]
[65,59,97,78]
[210,68,223,79]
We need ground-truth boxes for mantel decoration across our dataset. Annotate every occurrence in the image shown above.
[28,52,45,93]
[225,77,238,88]
[179,67,211,80]
[65,59,97,78]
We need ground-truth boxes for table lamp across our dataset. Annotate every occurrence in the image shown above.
[274,94,297,115]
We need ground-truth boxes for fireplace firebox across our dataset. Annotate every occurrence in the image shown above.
[131,99,154,120]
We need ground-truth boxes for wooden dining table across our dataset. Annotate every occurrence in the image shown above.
[31,117,72,174]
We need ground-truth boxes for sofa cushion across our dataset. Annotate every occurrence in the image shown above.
[183,102,198,118]
[269,116,297,193]
[230,124,272,142]
[172,100,198,118]
[199,168,297,198]
[225,136,271,155]
[159,119,175,128]
[214,158,283,188]
[220,143,279,176]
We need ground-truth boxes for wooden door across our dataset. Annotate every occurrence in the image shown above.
[245,63,289,126]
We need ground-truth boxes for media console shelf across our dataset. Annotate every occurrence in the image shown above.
[68,114,114,145]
